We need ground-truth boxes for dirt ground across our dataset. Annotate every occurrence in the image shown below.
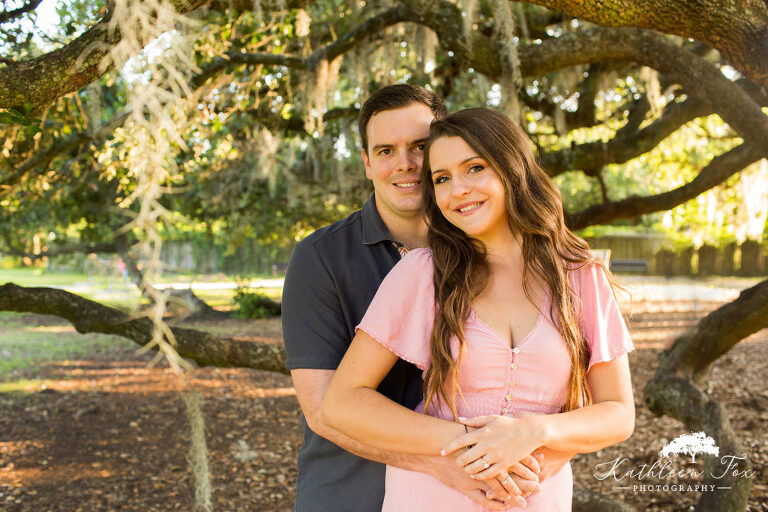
[1,302,767,512]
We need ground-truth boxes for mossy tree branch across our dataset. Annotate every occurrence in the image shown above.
[0,283,288,374]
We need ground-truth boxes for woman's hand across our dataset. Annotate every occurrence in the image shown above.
[441,415,546,481]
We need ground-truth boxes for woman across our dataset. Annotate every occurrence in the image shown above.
[322,108,635,511]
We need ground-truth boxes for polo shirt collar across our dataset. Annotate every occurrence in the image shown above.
[362,194,394,245]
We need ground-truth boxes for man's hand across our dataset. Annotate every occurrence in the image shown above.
[531,447,575,481]
[421,453,534,510]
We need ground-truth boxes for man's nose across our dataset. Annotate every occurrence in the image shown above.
[396,149,417,172]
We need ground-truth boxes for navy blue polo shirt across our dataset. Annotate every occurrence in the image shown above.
[282,194,424,512]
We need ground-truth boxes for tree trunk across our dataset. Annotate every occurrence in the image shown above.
[644,278,768,511]
[573,485,636,512]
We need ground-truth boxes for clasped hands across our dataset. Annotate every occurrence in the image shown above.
[441,414,546,509]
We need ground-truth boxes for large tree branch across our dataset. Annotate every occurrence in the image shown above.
[642,278,768,511]
[191,5,415,90]
[208,0,312,10]
[0,0,216,111]
[644,374,752,511]
[0,0,322,110]
[388,2,768,155]
[6,0,767,160]
[540,76,768,176]
[0,283,288,374]
[657,278,768,382]
[518,0,768,88]
[566,143,764,229]
[541,97,711,177]
[0,0,43,24]
[512,27,768,154]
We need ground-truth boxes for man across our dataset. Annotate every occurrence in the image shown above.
[282,84,547,512]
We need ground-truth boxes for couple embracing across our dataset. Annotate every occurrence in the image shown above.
[282,84,635,512]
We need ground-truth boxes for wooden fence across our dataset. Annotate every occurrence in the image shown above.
[584,235,767,277]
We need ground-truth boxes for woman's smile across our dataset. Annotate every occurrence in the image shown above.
[454,200,485,215]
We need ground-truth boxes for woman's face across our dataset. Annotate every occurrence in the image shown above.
[428,136,509,243]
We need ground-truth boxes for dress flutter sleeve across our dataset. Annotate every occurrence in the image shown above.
[356,248,435,370]
[572,262,634,371]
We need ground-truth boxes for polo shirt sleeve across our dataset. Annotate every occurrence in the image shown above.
[572,262,634,371]
[356,248,434,370]
[282,238,349,370]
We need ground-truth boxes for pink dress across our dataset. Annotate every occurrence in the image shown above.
[356,248,634,512]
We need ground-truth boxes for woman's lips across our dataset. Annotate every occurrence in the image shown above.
[454,201,485,216]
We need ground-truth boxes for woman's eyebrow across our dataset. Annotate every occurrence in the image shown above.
[430,156,481,174]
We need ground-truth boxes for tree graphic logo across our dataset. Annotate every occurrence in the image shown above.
[660,432,720,463]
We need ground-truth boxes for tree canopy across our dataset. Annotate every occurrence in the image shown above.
[1,0,767,264]
[2,2,768,510]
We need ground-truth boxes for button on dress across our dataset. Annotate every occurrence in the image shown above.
[357,248,634,512]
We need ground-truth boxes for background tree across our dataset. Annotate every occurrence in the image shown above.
[1,1,767,510]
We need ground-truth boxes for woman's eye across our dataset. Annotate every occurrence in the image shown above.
[468,164,484,173]
[434,175,449,184]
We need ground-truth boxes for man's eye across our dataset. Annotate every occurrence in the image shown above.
[415,143,426,151]
[379,149,391,156]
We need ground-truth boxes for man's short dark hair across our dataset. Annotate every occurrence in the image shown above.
[358,84,447,154]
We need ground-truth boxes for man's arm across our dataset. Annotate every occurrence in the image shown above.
[292,368,534,509]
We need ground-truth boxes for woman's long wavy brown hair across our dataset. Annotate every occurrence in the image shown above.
[421,107,614,418]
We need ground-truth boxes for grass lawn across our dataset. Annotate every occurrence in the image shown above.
[0,312,136,384]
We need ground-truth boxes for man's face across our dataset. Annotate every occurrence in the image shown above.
[362,103,435,222]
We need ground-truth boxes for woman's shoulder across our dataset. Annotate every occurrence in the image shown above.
[378,247,434,291]
[394,247,434,271]
[565,257,613,296]
[566,257,607,280]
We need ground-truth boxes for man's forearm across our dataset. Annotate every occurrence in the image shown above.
[312,419,429,471]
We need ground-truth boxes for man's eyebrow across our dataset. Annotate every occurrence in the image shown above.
[371,138,428,152]
[430,156,481,174]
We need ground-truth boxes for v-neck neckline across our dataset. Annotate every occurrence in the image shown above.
[469,293,550,350]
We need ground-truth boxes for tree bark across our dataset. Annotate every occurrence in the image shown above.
[0,0,305,111]
[655,278,768,382]
[643,278,768,511]
[566,143,764,229]
[519,0,768,89]
[573,485,636,512]
[6,2,768,161]
[541,97,712,177]
[0,0,44,24]
[0,283,288,374]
